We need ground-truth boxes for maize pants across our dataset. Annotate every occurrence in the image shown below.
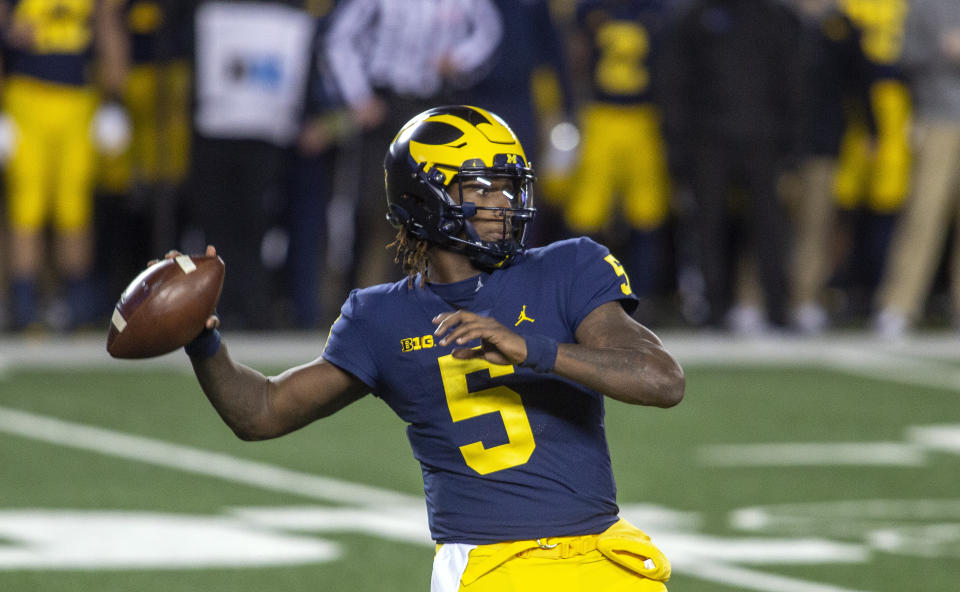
[4,75,97,233]
[431,519,670,592]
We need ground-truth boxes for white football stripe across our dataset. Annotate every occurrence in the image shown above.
[175,255,197,274]
[111,308,127,333]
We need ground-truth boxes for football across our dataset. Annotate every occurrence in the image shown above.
[106,254,225,359]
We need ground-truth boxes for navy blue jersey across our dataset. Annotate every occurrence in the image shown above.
[577,0,667,105]
[322,238,638,544]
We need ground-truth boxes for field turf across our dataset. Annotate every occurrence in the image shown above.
[1,332,958,591]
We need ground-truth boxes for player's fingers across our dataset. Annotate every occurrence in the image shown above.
[433,311,463,336]
[205,245,217,257]
[434,309,483,325]
[450,347,483,360]
[439,326,477,346]
[163,249,182,260]
[452,345,513,366]
[437,316,486,344]
[433,310,461,324]
[205,315,221,330]
[440,320,502,346]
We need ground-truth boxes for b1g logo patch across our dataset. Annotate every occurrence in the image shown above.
[401,335,436,352]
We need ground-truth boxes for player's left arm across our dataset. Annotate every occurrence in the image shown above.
[564,301,684,407]
[433,302,684,408]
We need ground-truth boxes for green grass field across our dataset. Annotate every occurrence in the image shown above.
[1,332,958,591]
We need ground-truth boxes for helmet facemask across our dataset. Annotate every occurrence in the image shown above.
[439,159,535,268]
[384,105,537,270]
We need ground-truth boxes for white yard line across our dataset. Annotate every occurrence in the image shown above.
[699,442,927,467]
[664,334,960,393]
[908,424,960,455]
[817,348,960,392]
[0,405,420,509]
[680,560,871,592]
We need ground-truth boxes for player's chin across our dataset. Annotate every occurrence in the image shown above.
[478,234,507,243]
[474,225,508,243]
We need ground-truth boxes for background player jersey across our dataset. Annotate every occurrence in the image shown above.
[126,0,192,65]
[322,238,639,544]
[2,0,107,86]
[577,0,666,105]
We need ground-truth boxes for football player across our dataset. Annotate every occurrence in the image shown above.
[787,0,877,333]
[0,0,129,330]
[564,0,672,306]
[831,0,912,312]
[177,105,684,590]
[96,0,192,313]
[98,0,191,197]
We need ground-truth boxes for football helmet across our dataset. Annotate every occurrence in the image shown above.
[384,105,536,269]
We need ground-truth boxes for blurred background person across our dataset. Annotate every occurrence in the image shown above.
[181,0,321,330]
[873,0,960,338]
[786,0,873,334]
[282,0,352,330]
[0,0,130,332]
[447,0,577,249]
[95,0,193,322]
[561,0,673,325]
[324,0,503,289]
[829,0,911,321]
[660,0,802,332]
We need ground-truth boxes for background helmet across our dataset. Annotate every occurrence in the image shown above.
[384,105,536,269]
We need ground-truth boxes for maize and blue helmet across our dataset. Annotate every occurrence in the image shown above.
[384,105,536,269]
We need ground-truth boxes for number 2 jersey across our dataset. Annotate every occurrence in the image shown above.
[321,237,639,544]
[2,0,113,86]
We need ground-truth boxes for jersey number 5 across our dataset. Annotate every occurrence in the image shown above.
[604,254,633,296]
[438,354,535,475]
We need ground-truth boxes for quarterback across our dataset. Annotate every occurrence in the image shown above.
[183,105,685,590]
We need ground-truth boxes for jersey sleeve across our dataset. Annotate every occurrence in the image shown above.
[564,237,639,330]
[321,289,378,389]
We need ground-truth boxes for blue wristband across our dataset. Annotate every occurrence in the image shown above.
[185,328,221,359]
[520,334,558,373]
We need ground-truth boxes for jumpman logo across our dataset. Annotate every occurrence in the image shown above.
[514,305,535,326]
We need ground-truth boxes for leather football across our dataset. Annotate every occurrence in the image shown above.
[106,255,225,359]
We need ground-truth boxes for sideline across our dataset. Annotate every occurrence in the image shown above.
[3,330,959,391]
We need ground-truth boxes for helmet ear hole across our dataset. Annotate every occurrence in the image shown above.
[440,218,463,236]
[386,204,410,227]
[425,166,447,186]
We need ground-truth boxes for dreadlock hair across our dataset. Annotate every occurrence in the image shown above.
[388,227,430,288]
